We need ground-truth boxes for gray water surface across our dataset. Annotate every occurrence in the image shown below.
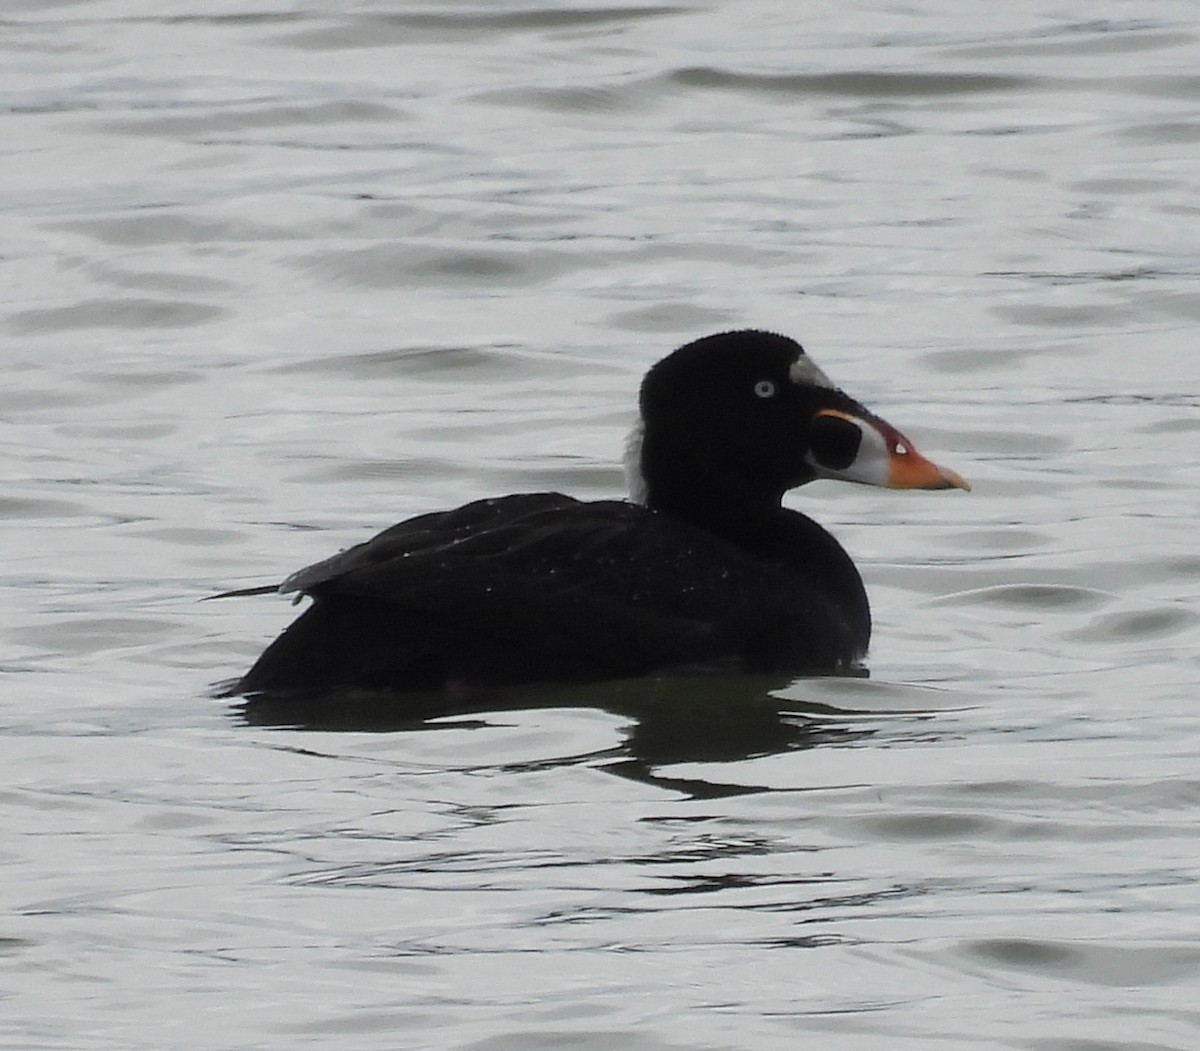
[4,3,1200,1049]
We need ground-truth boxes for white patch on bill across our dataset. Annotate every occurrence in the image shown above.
[788,354,835,389]
[806,415,890,486]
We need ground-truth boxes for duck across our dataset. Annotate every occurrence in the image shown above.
[217,329,967,699]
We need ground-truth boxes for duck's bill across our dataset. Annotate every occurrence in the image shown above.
[808,408,971,492]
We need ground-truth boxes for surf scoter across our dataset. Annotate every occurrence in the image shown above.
[218,330,967,698]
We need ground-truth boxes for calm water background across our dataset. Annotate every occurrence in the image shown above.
[4,2,1200,1048]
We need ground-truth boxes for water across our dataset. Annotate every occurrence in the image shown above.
[4,2,1200,1048]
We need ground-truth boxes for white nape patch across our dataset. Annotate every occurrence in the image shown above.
[624,415,648,504]
[788,353,835,390]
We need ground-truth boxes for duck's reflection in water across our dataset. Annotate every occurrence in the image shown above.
[232,669,892,798]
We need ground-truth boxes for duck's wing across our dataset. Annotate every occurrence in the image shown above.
[301,495,739,675]
[278,492,581,596]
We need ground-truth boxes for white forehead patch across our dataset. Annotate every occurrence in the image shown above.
[788,354,835,389]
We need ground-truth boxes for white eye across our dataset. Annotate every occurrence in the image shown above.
[754,379,776,399]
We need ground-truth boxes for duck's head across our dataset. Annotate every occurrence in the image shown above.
[627,329,969,517]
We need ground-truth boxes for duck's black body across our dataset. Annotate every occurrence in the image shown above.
[228,492,868,696]
[220,330,966,699]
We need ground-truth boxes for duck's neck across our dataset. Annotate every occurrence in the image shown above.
[645,482,787,551]
[625,419,787,547]
[645,475,869,638]
[634,458,868,635]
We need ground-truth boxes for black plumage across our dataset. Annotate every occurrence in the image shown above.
[219,329,966,698]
